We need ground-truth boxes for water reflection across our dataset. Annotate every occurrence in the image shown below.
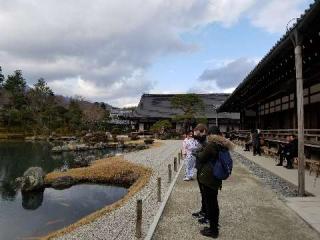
[0,184,128,240]
[0,141,120,200]
[22,190,44,210]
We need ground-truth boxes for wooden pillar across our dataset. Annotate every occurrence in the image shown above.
[174,157,177,172]
[136,199,142,238]
[157,177,161,202]
[295,45,305,196]
[168,164,172,183]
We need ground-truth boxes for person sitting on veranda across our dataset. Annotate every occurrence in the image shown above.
[244,130,254,151]
[276,135,290,166]
[285,134,298,169]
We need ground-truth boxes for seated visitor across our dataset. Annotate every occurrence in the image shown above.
[244,130,254,151]
[285,134,298,169]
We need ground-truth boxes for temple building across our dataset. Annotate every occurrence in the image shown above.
[130,93,240,133]
[218,1,320,156]
[219,1,320,131]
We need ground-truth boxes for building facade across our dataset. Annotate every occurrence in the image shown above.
[219,1,320,132]
[130,93,240,133]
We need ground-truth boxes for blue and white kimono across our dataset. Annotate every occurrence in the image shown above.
[184,137,200,179]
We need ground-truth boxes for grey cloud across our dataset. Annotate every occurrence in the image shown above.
[199,58,256,89]
[0,0,258,106]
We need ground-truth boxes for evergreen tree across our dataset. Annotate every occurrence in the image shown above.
[3,70,27,109]
[0,66,4,87]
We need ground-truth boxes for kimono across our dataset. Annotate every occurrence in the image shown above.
[184,137,200,179]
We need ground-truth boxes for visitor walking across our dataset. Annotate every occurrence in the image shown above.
[196,126,234,238]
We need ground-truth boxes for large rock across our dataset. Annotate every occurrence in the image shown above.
[51,176,75,189]
[20,167,45,192]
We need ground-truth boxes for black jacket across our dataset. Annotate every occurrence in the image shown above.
[196,135,234,190]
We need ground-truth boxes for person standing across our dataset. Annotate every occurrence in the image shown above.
[191,124,208,221]
[183,131,198,181]
[196,126,234,238]
[252,129,261,156]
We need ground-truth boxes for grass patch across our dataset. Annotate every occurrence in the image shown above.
[43,156,152,240]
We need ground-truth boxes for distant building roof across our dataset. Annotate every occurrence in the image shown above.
[131,93,239,120]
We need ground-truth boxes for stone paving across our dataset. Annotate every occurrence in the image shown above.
[153,154,320,240]
[233,146,320,233]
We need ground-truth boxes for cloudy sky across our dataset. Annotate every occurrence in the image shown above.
[0,0,313,107]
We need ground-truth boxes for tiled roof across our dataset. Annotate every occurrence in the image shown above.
[131,94,240,119]
[219,0,320,112]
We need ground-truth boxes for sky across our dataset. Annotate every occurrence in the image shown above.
[0,0,314,107]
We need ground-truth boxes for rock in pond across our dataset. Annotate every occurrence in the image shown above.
[20,167,45,192]
[71,155,95,168]
[135,144,148,151]
[51,176,75,190]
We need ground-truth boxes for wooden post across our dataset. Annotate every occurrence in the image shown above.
[174,157,177,172]
[295,44,305,196]
[157,177,161,202]
[168,164,172,183]
[136,199,142,238]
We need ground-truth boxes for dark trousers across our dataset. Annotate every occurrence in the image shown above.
[202,185,219,230]
[197,174,207,216]
[286,156,294,168]
[277,145,286,165]
[244,142,252,151]
[253,145,261,156]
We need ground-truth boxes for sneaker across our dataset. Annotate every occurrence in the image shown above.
[192,211,205,218]
[183,177,192,181]
[200,227,219,238]
[198,217,209,224]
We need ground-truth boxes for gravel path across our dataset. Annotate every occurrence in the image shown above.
[153,152,320,240]
[232,151,300,198]
[56,140,182,240]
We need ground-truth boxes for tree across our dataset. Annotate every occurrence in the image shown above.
[3,70,27,109]
[66,98,83,131]
[197,117,208,125]
[150,120,172,134]
[170,94,204,132]
[82,104,108,130]
[27,78,55,133]
[0,66,4,87]
[100,102,106,110]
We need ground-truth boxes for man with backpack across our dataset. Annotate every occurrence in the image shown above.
[196,126,234,238]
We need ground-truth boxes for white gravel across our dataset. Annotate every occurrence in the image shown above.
[55,140,182,240]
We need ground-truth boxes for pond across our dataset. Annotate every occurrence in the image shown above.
[0,141,127,239]
[0,184,128,239]
[0,141,121,200]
